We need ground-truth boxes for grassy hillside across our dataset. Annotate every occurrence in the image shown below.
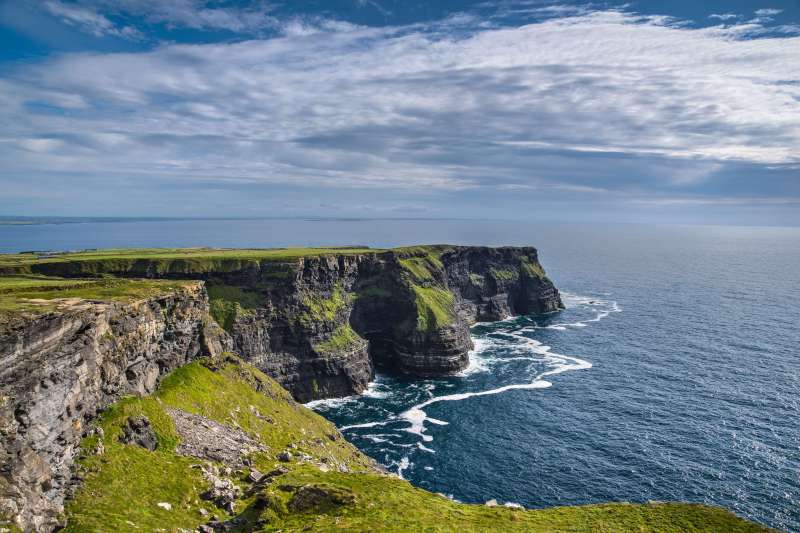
[64,354,772,533]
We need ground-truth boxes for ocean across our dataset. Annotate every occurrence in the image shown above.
[2,219,798,531]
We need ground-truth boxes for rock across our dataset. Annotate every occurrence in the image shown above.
[199,508,208,516]
[247,469,264,483]
[156,502,172,511]
[265,466,289,478]
[287,484,356,513]
[200,476,241,513]
[485,499,498,507]
[0,246,562,531]
[119,416,158,451]
[0,283,231,532]
[277,451,292,462]
[168,409,266,468]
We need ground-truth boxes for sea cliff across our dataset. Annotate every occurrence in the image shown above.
[0,246,765,533]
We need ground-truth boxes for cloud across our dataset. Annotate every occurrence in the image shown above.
[41,0,280,37]
[0,7,799,208]
[754,8,783,16]
[709,13,738,21]
[42,0,142,39]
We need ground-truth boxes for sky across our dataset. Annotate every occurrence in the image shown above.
[0,1,798,225]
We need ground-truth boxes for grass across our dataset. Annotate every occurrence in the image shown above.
[0,275,196,315]
[65,354,373,532]
[0,247,381,276]
[299,283,348,326]
[411,285,455,332]
[206,284,263,332]
[519,257,546,279]
[489,268,519,282]
[314,324,363,354]
[64,354,772,533]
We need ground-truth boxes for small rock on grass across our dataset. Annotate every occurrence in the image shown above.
[156,502,172,511]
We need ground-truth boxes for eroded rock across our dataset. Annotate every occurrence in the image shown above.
[119,415,158,451]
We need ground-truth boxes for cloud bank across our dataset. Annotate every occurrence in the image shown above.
[1,6,799,218]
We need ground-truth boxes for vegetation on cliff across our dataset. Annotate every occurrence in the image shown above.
[0,275,196,315]
[0,247,378,277]
[64,354,770,532]
[206,284,262,332]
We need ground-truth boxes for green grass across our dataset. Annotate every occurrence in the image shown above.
[65,354,374,532]
[411,285,455,332]
[489,268,519,282]
[206,284,263,332]
[519,257,546,279]
[0,275,197,315]
[0,247,381,276]
[397,247,447,283]
[299,283,349,326]
[314,324,362,354]
[64,354,772,533]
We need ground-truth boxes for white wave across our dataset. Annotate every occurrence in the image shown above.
[362,435,389,443]
[339,419,392,432]
[546,325,567,330]
[417,442,436,453]
[396,456,411,478]
[398,331,590,443]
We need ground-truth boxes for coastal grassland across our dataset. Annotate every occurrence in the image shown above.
[314,324,362,354]
[0,275,196,315]
[65,354,772,533]
[397,246,447,282]
[206,283,263,332]
[0,247,380,277]
[65,354,374,532]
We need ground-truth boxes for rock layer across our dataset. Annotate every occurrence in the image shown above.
[0,284,227,531]
[0,245,562,531]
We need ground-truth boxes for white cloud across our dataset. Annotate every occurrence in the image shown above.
[709,13,738,21]
[754,8,782,16]
[43,0,142,39]
[1,8,799,194]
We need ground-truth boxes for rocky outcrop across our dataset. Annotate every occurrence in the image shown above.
[0,284,228,532]
[203,246,562,398]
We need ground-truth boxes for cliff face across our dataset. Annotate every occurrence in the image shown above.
[0,245,562,531]
[0,284,228,531]
[197,246,562,399]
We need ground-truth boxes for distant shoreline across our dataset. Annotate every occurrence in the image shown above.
[0,216,483,226]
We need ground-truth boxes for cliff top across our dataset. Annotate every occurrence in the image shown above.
[0,275,199,316]
[0,244,537,273]
[0,246,380,272]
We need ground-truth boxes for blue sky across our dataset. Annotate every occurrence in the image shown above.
[0,1,798,225]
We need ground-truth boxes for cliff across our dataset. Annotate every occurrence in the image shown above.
[0,247,769,532]
[0,245,562,531]
[1,246,562,402]
[41,355,778,532]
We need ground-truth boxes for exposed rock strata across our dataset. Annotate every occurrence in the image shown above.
[0,245,561,531]
[0,284,227,532]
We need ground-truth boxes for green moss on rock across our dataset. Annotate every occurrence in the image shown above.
[314,324,362,354]
[206,283,262,332]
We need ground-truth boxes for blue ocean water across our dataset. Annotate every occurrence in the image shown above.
[2,219,798,531]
